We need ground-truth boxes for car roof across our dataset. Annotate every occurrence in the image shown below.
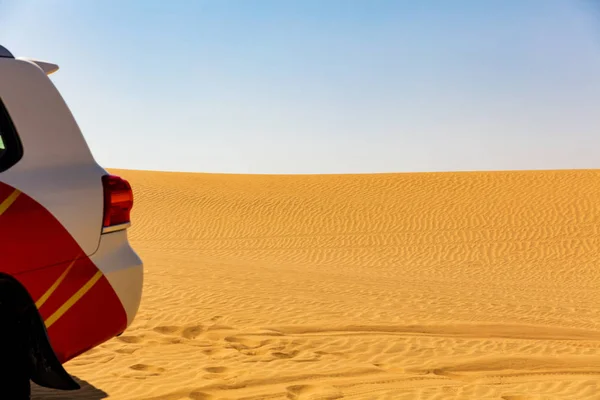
[0,45,14,59]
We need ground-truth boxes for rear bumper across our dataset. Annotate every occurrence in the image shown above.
[90,230,143,328]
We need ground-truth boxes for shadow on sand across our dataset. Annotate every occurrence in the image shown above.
[31,376,108,399]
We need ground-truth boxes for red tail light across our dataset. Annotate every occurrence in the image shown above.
[102,174,133,231]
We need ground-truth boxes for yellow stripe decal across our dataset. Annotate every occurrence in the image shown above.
[45,271,103,329]
[35,258,78,309]
[0,189,20,216]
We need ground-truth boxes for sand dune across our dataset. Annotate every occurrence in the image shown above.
[33,169,600,399]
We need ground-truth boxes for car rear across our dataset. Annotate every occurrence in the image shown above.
[0,48,143,361]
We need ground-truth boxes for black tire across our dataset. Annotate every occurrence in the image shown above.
[0,301,31,399]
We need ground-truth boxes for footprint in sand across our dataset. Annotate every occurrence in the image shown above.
[124,363,166,379]
[115,347,139,355]
[129,363,165,373]
[204,366,228,374]
[286,384,344,400]
[117,335,143,344]
[153,324,205,340]
[189,390,215,400]
[153,325,181,335]
[202,366,230,380]
[182,325,204,339]
[224,335,266,349]
[201,348,231,357]
[162,337,184,345]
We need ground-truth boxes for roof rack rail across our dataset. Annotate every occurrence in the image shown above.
[0,45,14,59]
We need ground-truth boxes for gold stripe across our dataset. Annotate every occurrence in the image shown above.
[35,258,78,309]
[45,271,103,329]
[0,189,20,216]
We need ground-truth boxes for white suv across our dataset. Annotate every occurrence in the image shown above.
[0,45,143,397]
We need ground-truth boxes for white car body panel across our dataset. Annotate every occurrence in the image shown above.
[0,52,143,328]
[0,57,103,257]
[90,230,143,327]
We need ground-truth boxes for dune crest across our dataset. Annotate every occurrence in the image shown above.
[33,169,600,399]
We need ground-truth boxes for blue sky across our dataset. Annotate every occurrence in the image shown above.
[0,0,599,173]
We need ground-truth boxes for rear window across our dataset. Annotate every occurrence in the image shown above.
[0,98,23,172]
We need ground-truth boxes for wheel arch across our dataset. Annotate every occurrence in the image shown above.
[0,273,80,391]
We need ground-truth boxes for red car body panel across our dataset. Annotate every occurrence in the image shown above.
[0,181,127,363]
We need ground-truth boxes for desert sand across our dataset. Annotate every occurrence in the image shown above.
[33,169,600,400]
